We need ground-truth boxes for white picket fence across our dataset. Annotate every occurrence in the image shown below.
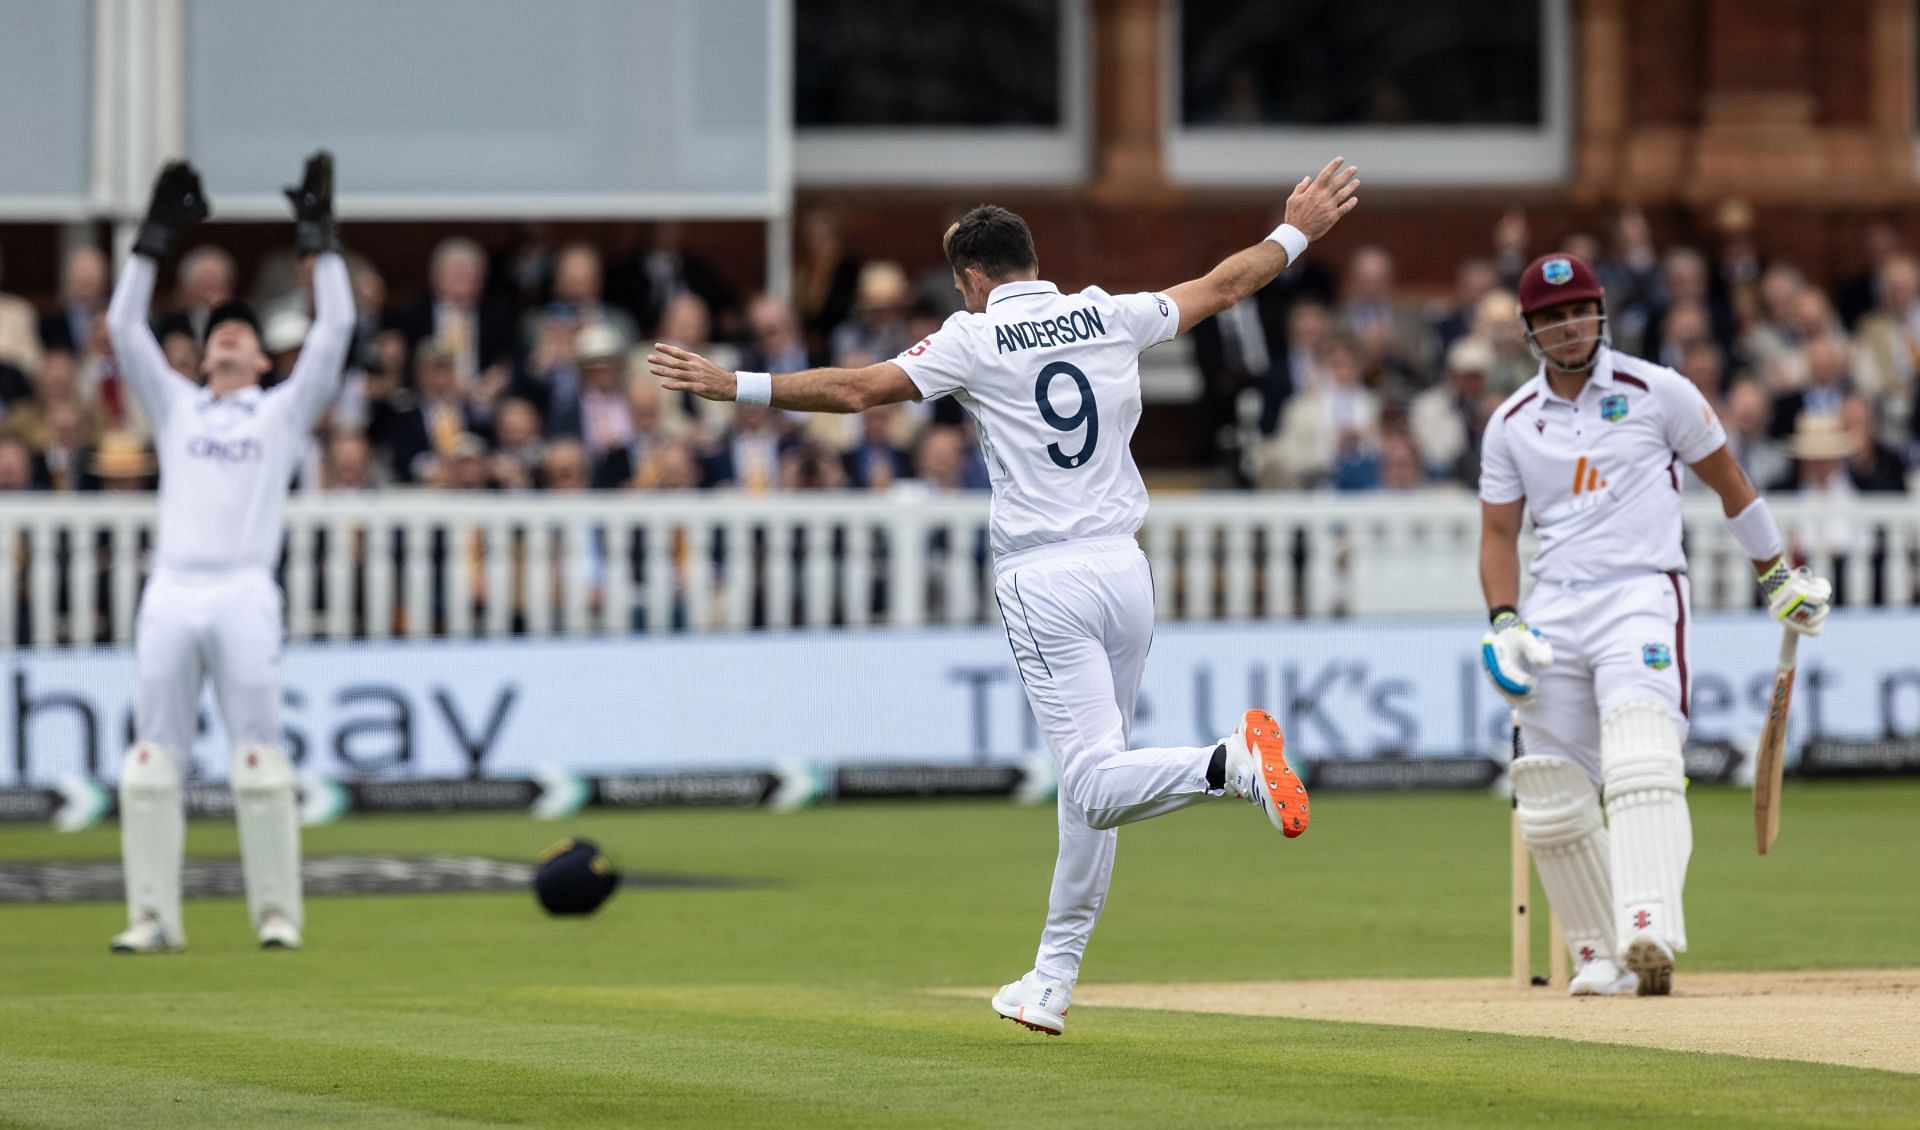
[3,491,1917,649]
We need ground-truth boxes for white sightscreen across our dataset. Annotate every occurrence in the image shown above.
[182,0,780,216]
[0,0,93,211]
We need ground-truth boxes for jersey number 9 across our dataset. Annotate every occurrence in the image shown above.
[1035,361,1099,470]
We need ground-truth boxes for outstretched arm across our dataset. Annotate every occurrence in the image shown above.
[1165,157,1360,331]
[648,344,920,413]
[276,152,355,430]
[109,160,213,432]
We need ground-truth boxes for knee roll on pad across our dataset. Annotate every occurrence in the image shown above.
[1602,701,1691,953]
[231,742,296,793]
[1601,701,1685,799]
[120,741,183,793]
[1512,753,1616,964]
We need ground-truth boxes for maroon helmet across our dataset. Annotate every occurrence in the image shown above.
[1517,253,1608,372]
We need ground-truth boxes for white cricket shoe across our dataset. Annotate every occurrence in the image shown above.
[1567,954,1638,996]
[109,914,182,955]
[257,911,302,951]
[1223,709,1310,838]
[992,972,1070,1036]
[1622,932,1674,997]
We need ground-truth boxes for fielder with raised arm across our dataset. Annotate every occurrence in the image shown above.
[105,153,352,953]
[652,159,1359,1036]
[1479,253,1831,996]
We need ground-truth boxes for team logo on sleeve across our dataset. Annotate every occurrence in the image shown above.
[1542,257,1574,285]
[1641,643,1673,670]
[1600,394,1629,423]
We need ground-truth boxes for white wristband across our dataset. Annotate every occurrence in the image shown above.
[734,370,772,406]
[1266,223,1309,267]
[1727,497,1784,562]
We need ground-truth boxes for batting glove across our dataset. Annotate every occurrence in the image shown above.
[1761,561,1832,636]
[133,161,210,261]
[1481,609,1554,707]
[284,150,338,256]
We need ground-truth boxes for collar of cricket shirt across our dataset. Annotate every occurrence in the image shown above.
[196,384,264,411]
[1536,345,1616,406]
[987,280,1060,306]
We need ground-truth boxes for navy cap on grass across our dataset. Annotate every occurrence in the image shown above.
[534,837,619,916]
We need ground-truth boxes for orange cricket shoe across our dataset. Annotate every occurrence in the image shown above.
[1224,709,1309,838]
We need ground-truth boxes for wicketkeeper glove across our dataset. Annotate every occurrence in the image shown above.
[284,149,338,256]
[1760,561,1832,636]
[1481,608,1554,707]
[133,161,209,261]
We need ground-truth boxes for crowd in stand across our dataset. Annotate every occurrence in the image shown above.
[0,204,1914,503]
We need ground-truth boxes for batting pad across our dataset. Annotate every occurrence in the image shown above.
[1603,701,1690,952]
[231,744,304,931]
[1512,753,1615,965]
[118,742,186,944]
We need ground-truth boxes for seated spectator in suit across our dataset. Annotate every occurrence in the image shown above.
[88,430,155,493]
[398,237,519,384]
[1339,245,1436,389]
[843,403,914,489]
[572,324,634,467]
[539,439,591,492]
[781,438,849,491]
[1841,394,1908,493]
[322,431,377,493]
[609,221,738,339]
[40,247,107,356]
[0,431,33,492]
[370,340,487,483]
[547,242,638,345]
[830,261,915,367]
[700,404,787,491]
[1725,379,1790,494]
[489,398,546,491]
[1851,252,1920,442]
[739,293,812,375]
[655,291,738,436]
[1409,336,1491,486]
[1770,333,1854,439]
[1429,258,1500,359]
[1378,430,1426,492]
[594,379,684,490]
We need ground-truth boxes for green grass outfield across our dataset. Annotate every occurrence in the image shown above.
[1,781,1917,1128]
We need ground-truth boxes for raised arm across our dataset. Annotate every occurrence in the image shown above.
[275,152,355,430]
[108,161,211,432]
[1165,157,1359,330]
[648,345,920,413]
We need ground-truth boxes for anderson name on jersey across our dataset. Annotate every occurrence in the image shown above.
[1479,346,1727,584]
[891,280,1179,560]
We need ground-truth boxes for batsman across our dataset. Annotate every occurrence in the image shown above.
[105,152,352,953]
[1478,253,1831,996]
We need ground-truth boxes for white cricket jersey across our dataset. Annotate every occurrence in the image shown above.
[1479,347,1727,584]
[106,253,354,572]
[892,280,1178,560]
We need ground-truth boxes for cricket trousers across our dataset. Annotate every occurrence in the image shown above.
[994,536,1221,986]
[135,566,286,770]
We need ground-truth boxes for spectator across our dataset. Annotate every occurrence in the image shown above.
[595,379,685,490]
[638,437,702,492]
[793,210,863,357]
[1339,245,1436,387]
[434,433,494,491]
[1429,258,1500,357]
[608,222,738,339]
[40,246,107,356]
[1841,394,1907,493]
[1378,431,1426,492]
[1472,291,1535,394]
[572,324,634,466]
[1678,339,1728,415]
[1724,379,1789,493]
[1737,264,1809,382]
[548,242,638,344]
[539,439,591,492]
[1597,208,1662,355]
[843,404,913,489]
[1770,334,1854,439]
[490,398,546,490]
[154,314,201,380]
[371,340,487,483]
[0,242,44,379]
[174,246,236,341]
[1711,197,1763,330]
[1851,253,1920,439]
[655,291,739,435]
[1834,220,1904,330]
[738,293,814,374]
[702,404,787,491]
[1255,335,1380,489]
[830,261,916,367]
[913,425,974,493]
[1646,247,1735,365]
[1192,260,1286,467]
[0,431,32,491]
[780,438,849,491]
[261,309,312,386]
[397,237,518,384]
[1653,301,1712,372]
[322,432,376,492]
[1409,336,1491,485]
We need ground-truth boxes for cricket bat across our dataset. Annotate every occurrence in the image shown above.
[1753,630,1800,855]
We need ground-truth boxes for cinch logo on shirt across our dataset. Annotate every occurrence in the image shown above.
[186,435,265,463]
[1570,455,1608,496]
[994,307,1108,354]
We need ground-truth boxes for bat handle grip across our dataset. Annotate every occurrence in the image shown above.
[1777,630,1800,669]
